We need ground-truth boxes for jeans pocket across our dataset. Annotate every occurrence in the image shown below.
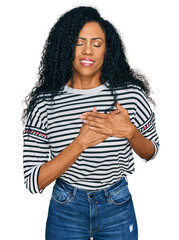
[52,184,71,205]
[110,184,131,206]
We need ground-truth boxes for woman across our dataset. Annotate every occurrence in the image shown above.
[23,6,159,239]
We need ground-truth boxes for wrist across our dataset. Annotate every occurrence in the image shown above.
[74,135,87,151]
[126,124,138,141]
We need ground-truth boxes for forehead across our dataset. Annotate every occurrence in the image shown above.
[78,22,105,39]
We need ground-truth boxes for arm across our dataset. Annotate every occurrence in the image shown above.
[38,114,109,190]
[79,102,158,161]
[127,125,155,160]
[23,105,109,193]
[38,137,84,190]
[111,103,155,160]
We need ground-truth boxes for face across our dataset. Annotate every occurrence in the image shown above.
[73,21,106,79]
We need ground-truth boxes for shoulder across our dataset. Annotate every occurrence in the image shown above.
[30,95,48,114]
[26,94,48,124]
[113,84,148,101]
[114,85,152,114]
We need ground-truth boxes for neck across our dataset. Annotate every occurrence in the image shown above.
[67,72,102,89]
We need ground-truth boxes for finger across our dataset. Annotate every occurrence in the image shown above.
[93,106,97,112]
[81,116,104,128]
[82,111,108,119]
[79,107,98,120]
[89,126,110,136]
[115,102,125,112]
[80,115,101,122]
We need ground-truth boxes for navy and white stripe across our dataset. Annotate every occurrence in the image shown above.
[23,83,159,193]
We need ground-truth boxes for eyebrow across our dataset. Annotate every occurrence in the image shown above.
[78,37,104,42]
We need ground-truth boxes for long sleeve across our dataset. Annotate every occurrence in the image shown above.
[23,99,49,193]
[133,88,160,161]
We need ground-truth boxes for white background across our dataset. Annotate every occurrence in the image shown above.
[1,0,179,239]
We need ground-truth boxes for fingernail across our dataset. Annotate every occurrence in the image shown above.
[83,113,87,116]
[82,119,87,123]
[79,115,84,119]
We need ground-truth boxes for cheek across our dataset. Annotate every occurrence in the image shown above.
[97,47,106,61]
[74,48,81,61]
[73,52,80,68]
[96,52,106,66]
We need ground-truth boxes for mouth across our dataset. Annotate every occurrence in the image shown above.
[80,58,95,67]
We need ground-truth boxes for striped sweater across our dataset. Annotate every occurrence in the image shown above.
[23,83,159,193]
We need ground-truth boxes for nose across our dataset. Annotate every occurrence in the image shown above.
[82,43,93,55]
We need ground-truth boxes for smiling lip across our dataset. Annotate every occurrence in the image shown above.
[80,58,95,67]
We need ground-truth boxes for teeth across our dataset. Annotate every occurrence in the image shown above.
[80,60,94,64]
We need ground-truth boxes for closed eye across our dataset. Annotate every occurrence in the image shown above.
[76,43,101,47]
[76,43,84,46]
[93,44,101,47]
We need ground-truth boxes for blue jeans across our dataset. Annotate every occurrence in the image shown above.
[46,177,138,239]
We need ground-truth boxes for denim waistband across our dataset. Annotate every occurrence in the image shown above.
[55,177,128,201]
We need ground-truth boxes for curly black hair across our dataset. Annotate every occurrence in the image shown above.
[22,6,153,122]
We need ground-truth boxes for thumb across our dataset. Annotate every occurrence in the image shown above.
[110,109,120,115]
[115,102,125,112]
